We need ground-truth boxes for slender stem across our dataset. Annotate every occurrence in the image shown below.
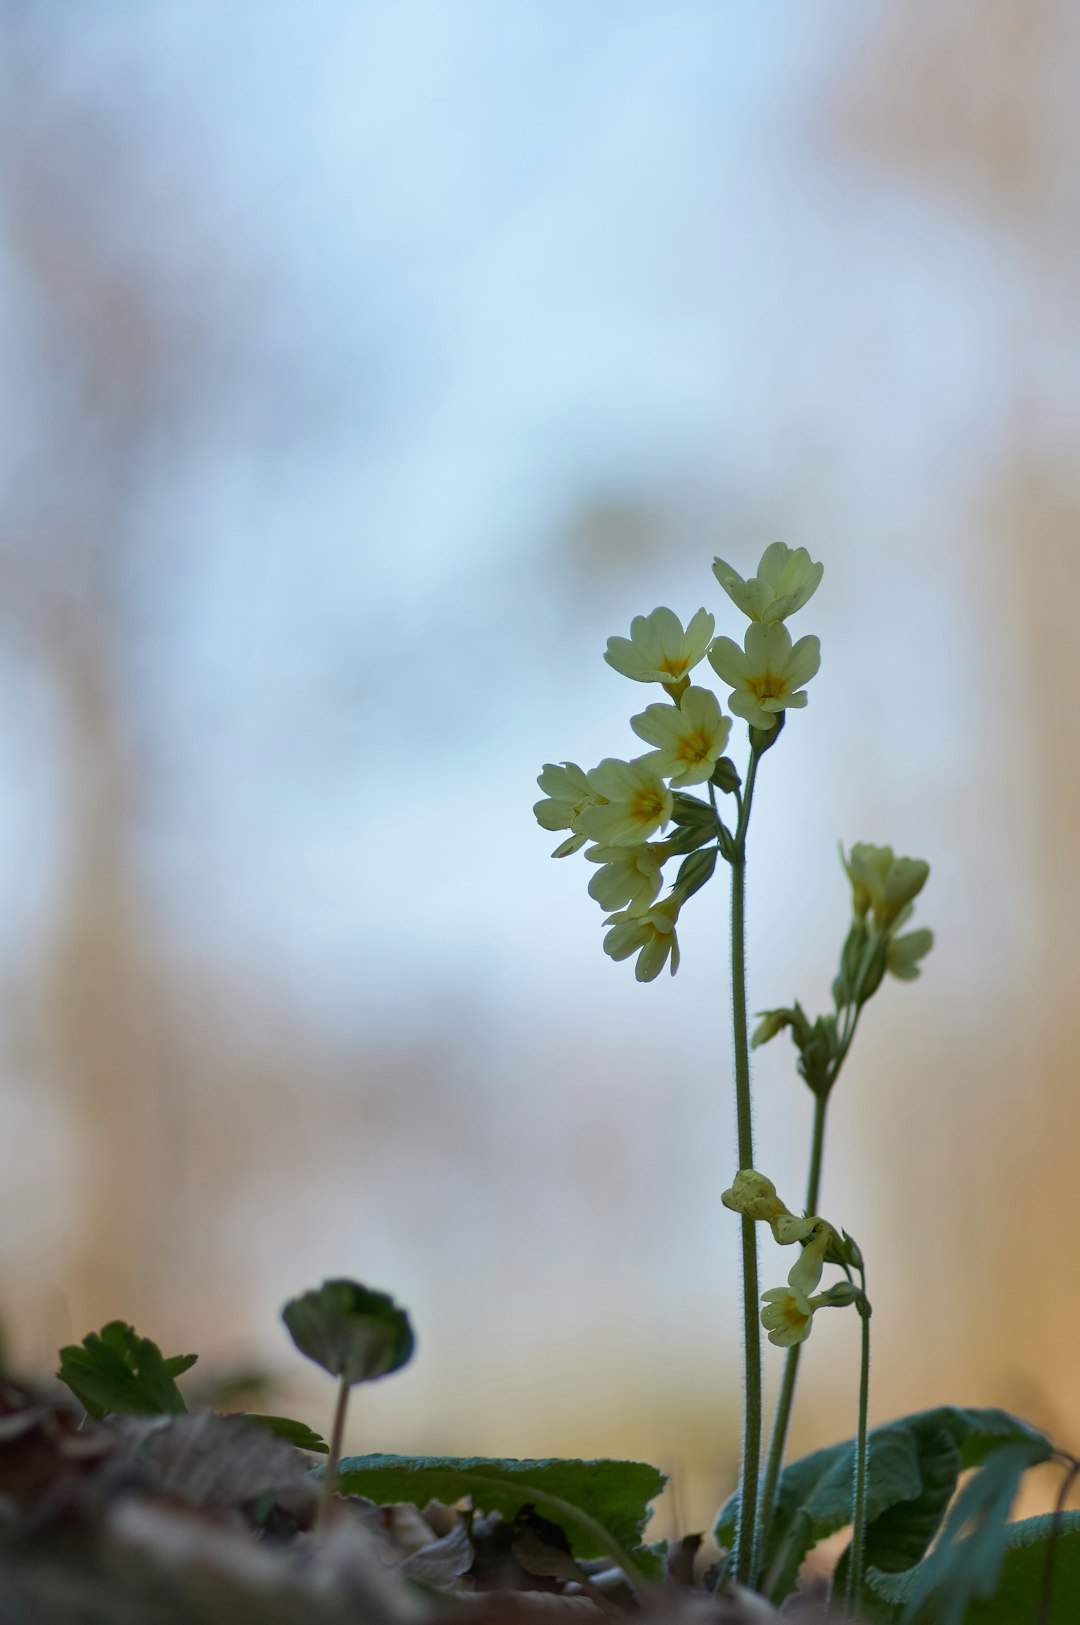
[759,1092,829,1556]
[730,748,762,1587]
[804,1092,828,1215]
[845,1295,872,1615]
[318,1374,352,1531]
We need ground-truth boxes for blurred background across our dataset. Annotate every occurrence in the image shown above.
[1,0,1077,1536]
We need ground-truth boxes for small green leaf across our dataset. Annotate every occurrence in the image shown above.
[162,1354,199,1381]
[865,1510,1080,1624]
[236,1414,328,1453]
[337,1454,665,1562]
[281,1279,414,1386]
[57,1322,196,1418]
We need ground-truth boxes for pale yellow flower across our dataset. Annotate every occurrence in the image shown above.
[760,1287,818,1348]
[713,543,823,623]
[630,686,732,788]
[585,843,666,915]
[842,843,930,933]
[721,1170,816,1246]
[707,622,820,731]
[603,897,680,982]
[604,607,715,690]
[721,1170,788,1225]
[786,1220,834,1297]
[577,758,673,846]
[887,927,934,981]
[533,761,597,856]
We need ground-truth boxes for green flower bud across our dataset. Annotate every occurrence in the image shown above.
[816,1280,859,1309]
[751,1008,794,1050]
[710,756,742,796]
[672,847,717,903]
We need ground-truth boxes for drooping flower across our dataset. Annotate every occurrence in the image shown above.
[721,1170,817,1246]
[760,1276,858,1347]
[887,926,934,981]
[577,758,674,846]
[603,897,681,982]
[604,607,715,692]
[842,843,930,933]
[707,622,820,731]
[630,686,732,788]
[713,543,823,624]
[721,1170,788,1225]
[786,1220,835,1297]
[585,843,667,915]
[533,761,598,856]
[760,1287,819,1348]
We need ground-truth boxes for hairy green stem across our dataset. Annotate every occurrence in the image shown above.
[730,749,762,1587]
[845,1296,872,1614]
[759,1092,829,1557]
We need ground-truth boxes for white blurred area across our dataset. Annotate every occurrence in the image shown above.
[1,0,1079,1533]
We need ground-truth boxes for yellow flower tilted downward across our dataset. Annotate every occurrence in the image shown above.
[603,897,681,982]
[721,1170,817,1245]
[630,686,732,788]
[887,927,934,981]
[707,622,820,731]
[604,607,715,691]
[713,542,823,624]
[786,1220,834,1297]
[533,761,597,857]
[585,843,666,915]
[577,758,674,846]
[761,1286,822,1348]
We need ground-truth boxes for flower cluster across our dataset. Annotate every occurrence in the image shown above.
[723,1168,862,1347]
[533,547,823,980]
[750,841,934,1096]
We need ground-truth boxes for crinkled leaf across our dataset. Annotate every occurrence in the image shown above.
[337,1454,666,1561]
[57,1323,195,1419]
[865,1510,1080,1624]
[834,1427,960,1596]
[281,1280,414,1386]
[892,1440,1045,1622]
[237,1413,328,1453]
[717,1407,1051,1603]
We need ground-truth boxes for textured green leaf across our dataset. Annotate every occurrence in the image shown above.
[281,1280,414,1386]
[717,1407,1051,1602]
[57,1322,195,1418]
[866,1510,1080,1624]
[337,1453,665,1560]
[236,1414,328,1453]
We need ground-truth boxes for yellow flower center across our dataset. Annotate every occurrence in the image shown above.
[748,670,788,702]
[676,728,713,766]
[658,655,689,677]
[781,1297,810,1330]
[630,788,665,824]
